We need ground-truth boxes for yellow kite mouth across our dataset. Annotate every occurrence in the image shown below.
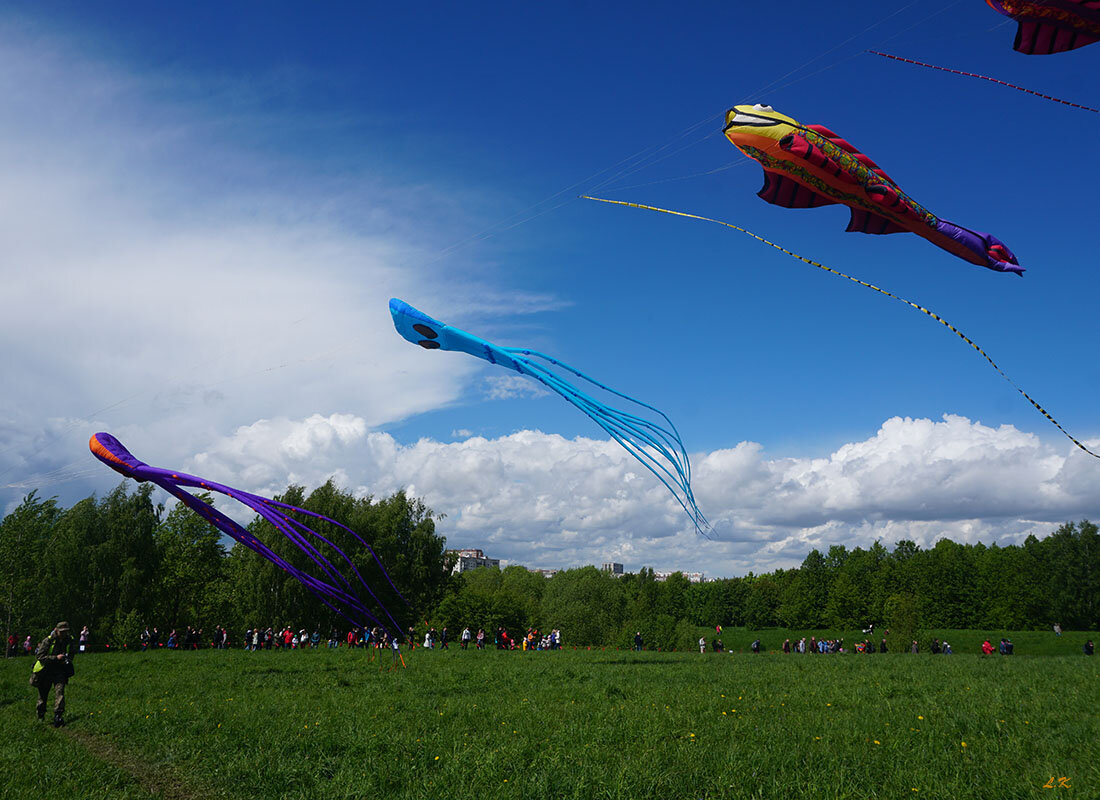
[723,104,789,131]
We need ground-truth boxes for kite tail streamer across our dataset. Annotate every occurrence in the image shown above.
[508,350,708,535]
[867,51,1099,114]
[581,196,1100,460]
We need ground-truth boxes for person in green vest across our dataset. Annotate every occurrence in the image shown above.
[30,621,75,727]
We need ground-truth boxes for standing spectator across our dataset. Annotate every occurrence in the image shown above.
[78,625,89,653]
[23,635,33,656]
[930,638,941,655]
[698,636,706,654]
[910,640,919,654]
[150,627,160,648]
[461,627,471,650]
[782,639,790,654]
[634,632,644,652]
[440,627,449,650]
[311,630,320,648]
[476,628,485,650]
[880,637,888,654]
[140,627,151,651]
[6,633,15,658]
[30,621,75,727]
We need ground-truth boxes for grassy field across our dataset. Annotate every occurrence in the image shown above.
[2,641,1097,799]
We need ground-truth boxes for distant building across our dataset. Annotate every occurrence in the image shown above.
[447,548,500,574]
[528,568,559,578]
[601,562,624,575]
[653,570,705,584]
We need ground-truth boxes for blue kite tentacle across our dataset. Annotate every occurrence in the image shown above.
[519,358,703,527]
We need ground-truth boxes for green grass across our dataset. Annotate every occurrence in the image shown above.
[2,643,1098,799]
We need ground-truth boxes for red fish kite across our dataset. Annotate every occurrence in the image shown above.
[987,1,1100,54]
[723,105,1024,276]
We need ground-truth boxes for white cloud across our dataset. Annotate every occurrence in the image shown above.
[180,412,1099,578]
[483,375,551,400]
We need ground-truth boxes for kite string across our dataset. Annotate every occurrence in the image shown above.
[581,195,1100,460]
[867,50,1100,114]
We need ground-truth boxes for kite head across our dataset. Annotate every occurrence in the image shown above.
[89,432,148,480]
[389,298,521,369]
[389,298,449,350]
[723,104,801,145]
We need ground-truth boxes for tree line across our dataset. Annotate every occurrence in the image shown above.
[0,481,450,649]
[2,481,1096,650]
[429,519,1098,650]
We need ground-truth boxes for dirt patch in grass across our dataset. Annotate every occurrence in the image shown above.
[64,727,201,800]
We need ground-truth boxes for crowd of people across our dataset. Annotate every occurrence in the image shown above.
[7,625,90,658]
[8,624,1096,658]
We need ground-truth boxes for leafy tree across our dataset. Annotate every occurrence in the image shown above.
[540,567,624,646]
[0,491,59,644]
[154,494,227,630]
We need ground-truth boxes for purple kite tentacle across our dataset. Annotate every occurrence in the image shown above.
[89,433,406,635]
[262,498,408,603]
[149,477,386,627]
[256,503,406,632]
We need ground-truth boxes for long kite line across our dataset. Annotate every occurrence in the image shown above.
[867,50,1099,114]
[581,195,1099,460]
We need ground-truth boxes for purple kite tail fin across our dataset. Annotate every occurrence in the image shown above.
[936,219,1025,275]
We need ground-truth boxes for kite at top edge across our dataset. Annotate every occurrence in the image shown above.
[89,432,406,634]
[986,0,1100,55]
[723,104,1024,276]
[388,298,709,535]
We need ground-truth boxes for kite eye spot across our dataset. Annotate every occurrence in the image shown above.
[753,103,774,112]
[413,324,439,340]
[418,340,441,349]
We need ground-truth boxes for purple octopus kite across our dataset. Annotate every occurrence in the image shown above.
[89,432,404,633]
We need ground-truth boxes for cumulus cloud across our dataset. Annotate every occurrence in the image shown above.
[181,412,1100,577]
[0,23,556,499]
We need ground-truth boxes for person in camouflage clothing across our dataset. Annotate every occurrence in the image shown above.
[30,621,75,727]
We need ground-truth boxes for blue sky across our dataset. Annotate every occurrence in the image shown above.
[1,1,1097,575]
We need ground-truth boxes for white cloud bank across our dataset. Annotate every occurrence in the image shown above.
[183,412,1100,577]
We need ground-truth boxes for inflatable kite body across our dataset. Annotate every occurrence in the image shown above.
[987,0,1100,54]
[89,432,404,633]
[723,105,1024,276]
[389,298,708,534]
